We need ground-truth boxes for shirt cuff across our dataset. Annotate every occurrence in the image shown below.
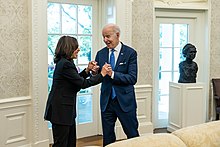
[111,71,114,79]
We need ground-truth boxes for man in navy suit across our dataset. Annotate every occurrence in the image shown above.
[95,23,139,146]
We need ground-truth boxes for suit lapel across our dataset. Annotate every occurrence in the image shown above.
[115,44,125,71]
[100,47,109,66]
[105,47,109,63]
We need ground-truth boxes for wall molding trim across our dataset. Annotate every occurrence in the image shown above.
[155,0,209,9]
[0,96,31,110]
[30,0,49,146]
[0,96,31,104]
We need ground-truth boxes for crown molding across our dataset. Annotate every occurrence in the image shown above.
[154,0,209,9]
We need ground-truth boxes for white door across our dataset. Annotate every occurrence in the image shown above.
[154,10,206,128]
[47,0,99,141]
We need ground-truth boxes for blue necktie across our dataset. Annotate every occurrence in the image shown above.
[110,49,116,99]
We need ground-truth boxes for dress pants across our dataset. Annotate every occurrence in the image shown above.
[101,97,139,146]
[52,122,76,147]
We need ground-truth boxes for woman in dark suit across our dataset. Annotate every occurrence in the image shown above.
[44,36,109,147]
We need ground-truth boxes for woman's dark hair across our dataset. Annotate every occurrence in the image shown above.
[54,36,78,63]
[182,43,196,57]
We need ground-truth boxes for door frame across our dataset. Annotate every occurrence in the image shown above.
[153,9,208,128]
[46,0,100,142]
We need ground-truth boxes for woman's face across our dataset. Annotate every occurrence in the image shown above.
[71,48,80,59]
[186,47,197,60]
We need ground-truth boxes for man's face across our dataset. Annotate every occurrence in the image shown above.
[102,27,120,49]
[187,47,197,60]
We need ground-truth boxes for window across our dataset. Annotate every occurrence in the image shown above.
[47,2,93,127]
[158,23,189,121]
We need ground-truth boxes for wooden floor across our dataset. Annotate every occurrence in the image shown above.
[77,135,103,147]
[49,135,103,147]
[50,128,168,147]
[153,127,170,133]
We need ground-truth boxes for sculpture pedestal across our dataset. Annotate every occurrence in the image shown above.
[167,82,206,132]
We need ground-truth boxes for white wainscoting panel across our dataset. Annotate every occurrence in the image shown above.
[136,85,153,135]
[0,96,31,147]
[116,85,153,140]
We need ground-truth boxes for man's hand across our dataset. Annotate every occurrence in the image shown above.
[101,63,111,77]
[107,65,113,77]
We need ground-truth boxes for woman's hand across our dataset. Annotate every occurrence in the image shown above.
[86,61,99,74]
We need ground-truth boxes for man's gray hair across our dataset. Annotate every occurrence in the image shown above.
[103,23,121,33]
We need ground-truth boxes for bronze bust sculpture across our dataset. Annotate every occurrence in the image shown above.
[178,43,198,83]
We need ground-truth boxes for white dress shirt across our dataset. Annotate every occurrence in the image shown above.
[109,42,122,79]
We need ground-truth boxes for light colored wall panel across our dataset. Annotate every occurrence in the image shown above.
[0,97,31,147]
[132,0,154,85]
[135,85,153,135]
[0,0,29,99]
[116,85,153,139]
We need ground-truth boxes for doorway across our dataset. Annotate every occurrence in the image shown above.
[154,9,207,128]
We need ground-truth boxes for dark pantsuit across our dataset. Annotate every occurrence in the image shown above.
[52,122,76,147]
[44,57,104,147]
[101,98,139,146]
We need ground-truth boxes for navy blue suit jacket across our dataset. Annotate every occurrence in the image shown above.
[95,42,138,112]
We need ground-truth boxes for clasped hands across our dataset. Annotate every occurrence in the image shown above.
[86,61,113,77]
